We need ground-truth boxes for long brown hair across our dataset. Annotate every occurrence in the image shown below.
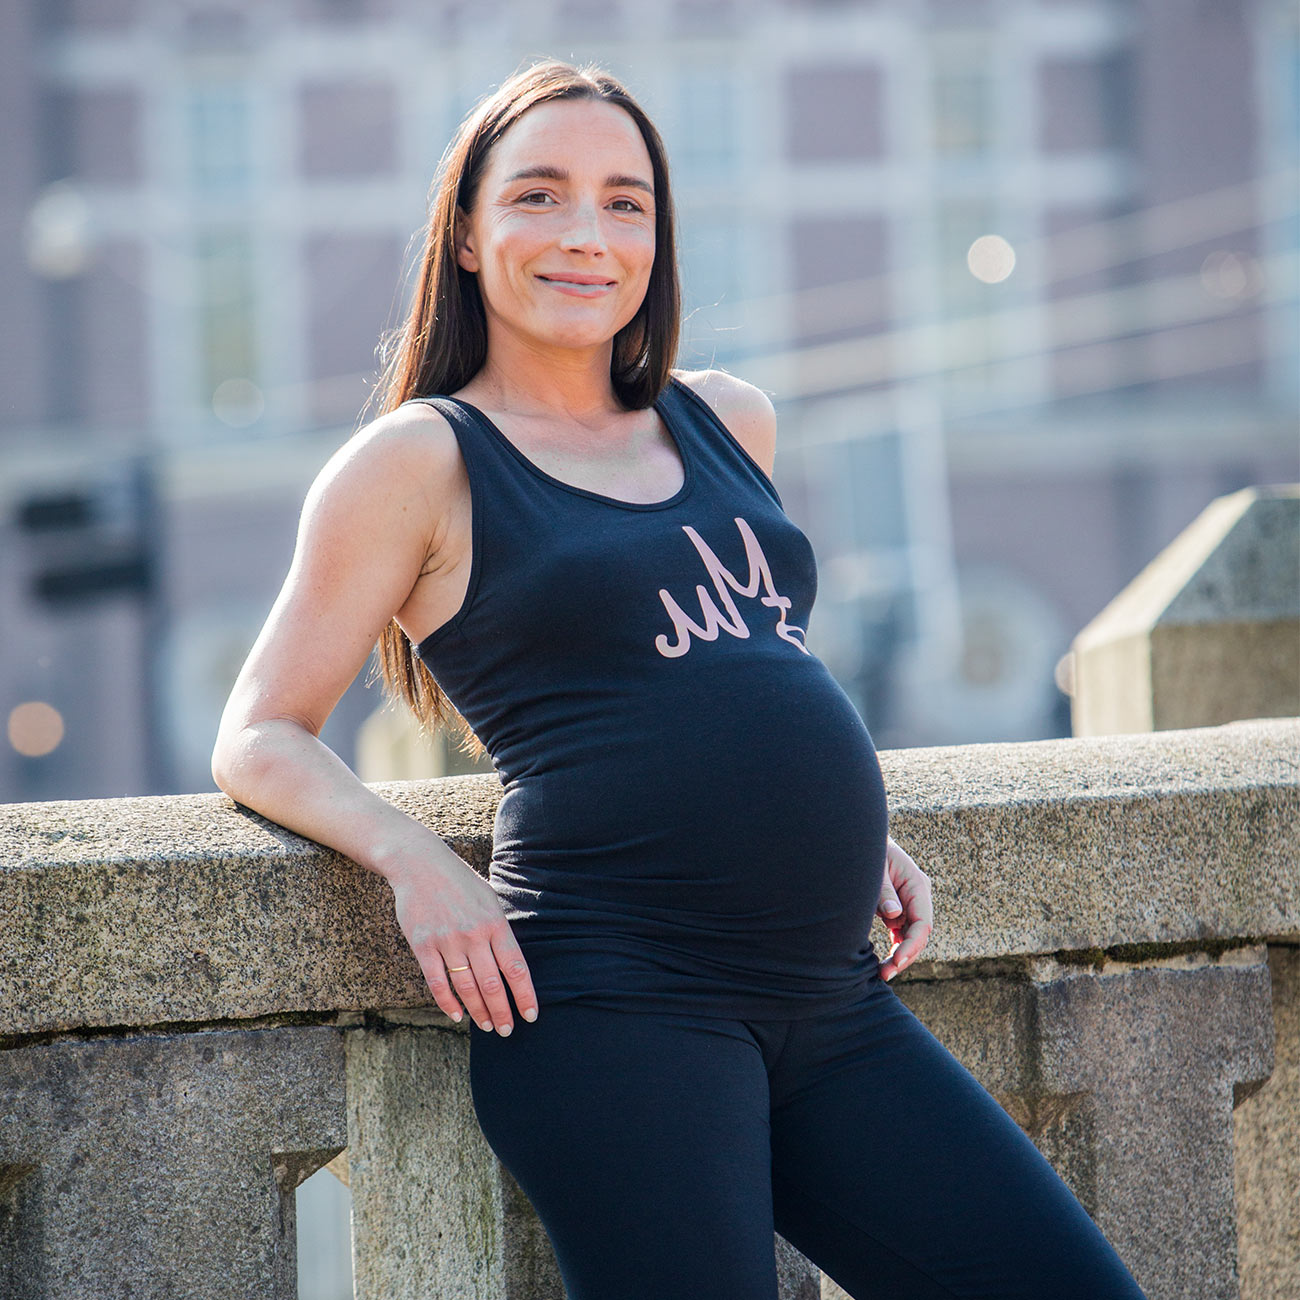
[368,59,682,744]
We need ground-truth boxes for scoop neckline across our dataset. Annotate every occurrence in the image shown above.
[444,382,695,513]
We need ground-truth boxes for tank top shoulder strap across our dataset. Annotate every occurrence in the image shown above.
[399,392,552,504]
[658,375,784,510]
[399,393,495,464]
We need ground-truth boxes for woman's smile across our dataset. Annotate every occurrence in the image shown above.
[536,273,619,296]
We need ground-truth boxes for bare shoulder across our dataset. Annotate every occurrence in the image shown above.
[325,401,458,487]
[308,400,463,520]
[672,368,777,474]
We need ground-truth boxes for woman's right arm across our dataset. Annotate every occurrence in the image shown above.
[211,407,536,1035]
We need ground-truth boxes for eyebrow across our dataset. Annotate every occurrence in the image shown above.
[502,165,654,195]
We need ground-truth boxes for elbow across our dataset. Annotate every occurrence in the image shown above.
[210,713,316,803]
[211,726,250,800]
[211,753,234,799]
[210,721,277,803]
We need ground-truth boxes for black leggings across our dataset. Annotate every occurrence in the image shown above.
[470,974,1148,1299]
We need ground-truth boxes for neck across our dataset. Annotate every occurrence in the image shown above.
[467,321,624,421]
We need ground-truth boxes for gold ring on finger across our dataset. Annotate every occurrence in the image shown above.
[447,964,470,972]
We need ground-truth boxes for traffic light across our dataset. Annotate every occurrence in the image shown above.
[15,459,156,606]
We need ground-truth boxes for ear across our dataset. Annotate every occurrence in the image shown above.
[454,208,479,273]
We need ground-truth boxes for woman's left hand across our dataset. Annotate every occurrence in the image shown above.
[876,836,933,982]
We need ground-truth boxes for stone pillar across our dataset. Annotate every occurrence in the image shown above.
[900,956,1274,1300]
[0,1026,346,1300]
[345,1021,566,1300]
[1068,485,1299,737]
[1234,944,1300,1300]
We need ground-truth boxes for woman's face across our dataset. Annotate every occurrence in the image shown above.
[456,98,657,361]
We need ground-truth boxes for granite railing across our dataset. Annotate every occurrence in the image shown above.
[1,717,1297,1300]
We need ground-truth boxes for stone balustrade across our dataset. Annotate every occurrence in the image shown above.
[1,717,1297,1299]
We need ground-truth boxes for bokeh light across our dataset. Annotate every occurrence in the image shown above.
[212,377,266,428]
[1199,249,1263,300]
[24,182,91,279]
[8,701,66,758]
[966,234,1016,284]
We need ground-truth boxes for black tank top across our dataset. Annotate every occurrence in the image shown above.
[407,376,888,1017]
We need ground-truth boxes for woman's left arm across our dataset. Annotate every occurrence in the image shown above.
[876,837,933,981]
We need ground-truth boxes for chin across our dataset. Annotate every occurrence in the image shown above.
[534,316,630,351]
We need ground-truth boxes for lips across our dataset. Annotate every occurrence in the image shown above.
[537,274,617,286]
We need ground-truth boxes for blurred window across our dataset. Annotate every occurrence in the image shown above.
[675,66,738,178]
[679,212,741,311]
[671,0,738,36]
[186,82,252,196]
[842,431,908,553]
[1261,0,1300,403]
[555,0,623,31]
[196,229,258,405]
[310,0,374,18]
[677,210,744,368]
[298,81,397,179]
[936,199,998,391]
[181,9,250,52]
[931,37,994,158]
[937,199,994,313]
[1039,52,1134,154]
[785,63,885,163]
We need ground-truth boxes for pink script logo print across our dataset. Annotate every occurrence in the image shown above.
[654,517,810,659]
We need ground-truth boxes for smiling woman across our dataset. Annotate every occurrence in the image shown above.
[211,59,1148,1300]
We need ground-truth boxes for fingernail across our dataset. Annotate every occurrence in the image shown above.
[479,1020,493,1032]
[451,1010,463,1023]
[497,1023,512,1037]
[523,1008,538,1022]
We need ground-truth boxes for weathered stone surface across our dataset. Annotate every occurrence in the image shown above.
[345,1023,565,1300]
[1,720,1295,1037]
[897,956,1274,1300]
[1035,960,1273,1300]
[1235,944,1300,1300]
[0,774,500,1036]
[882,718,1298,971]
[0,1026,346,1300]
[1070,485,1300,735]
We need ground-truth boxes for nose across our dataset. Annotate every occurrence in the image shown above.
[560,199,606,254]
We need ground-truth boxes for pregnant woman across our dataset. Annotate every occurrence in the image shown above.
[212,58,1147,1300]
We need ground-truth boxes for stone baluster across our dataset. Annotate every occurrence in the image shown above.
[0,1026,346,1300]
[899,956,1274,1300]
[1234,944,1300,1300]
[344,1017,565,1300]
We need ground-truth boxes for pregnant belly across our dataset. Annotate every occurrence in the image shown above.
[492,662,889,937]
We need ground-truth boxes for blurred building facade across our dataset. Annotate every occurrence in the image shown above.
[2,0,1297,801]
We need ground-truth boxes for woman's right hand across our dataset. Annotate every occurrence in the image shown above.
[385,849,538,1035]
